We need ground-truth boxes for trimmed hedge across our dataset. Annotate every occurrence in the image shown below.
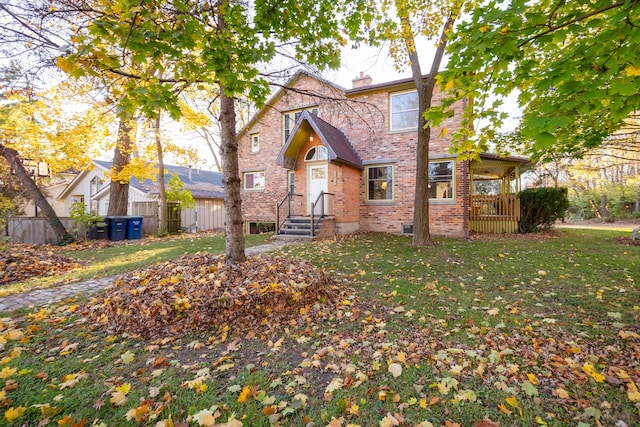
[519,187,569,233]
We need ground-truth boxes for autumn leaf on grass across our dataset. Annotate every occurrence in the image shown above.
[582,363,605,383]
[33,403,63,418]
[193,408,221,426]
[430,377,458,395]
[110,383,131,406]
[388,363,402,378]
[0,366,16,379]
[627,382,640,402]
[60,372,88,389]
[521,380,538,396]
[505,396,523,416]
[4,406,26,422]
[555,388,570,399]
[237,386,253,403]
[325,377,344,394]
[451,389,477,405]
[125,403,151,422]
[183,377,208,394]
[120,350,135,365]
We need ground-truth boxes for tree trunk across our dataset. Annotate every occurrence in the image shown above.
[107,118,134,216]
[401,11,456,247]
[0,142,72,245]
[600,194,609,219]
[219,89,246,264]
[155,113,167,233]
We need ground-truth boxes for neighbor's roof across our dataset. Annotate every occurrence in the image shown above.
[277,110,363,170]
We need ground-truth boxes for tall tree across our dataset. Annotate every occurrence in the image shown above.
[366,0,466,247]
[440,0,640,158]
[0,88,106,244]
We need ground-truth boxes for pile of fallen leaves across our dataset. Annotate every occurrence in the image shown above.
[616,237,640,246]
[0,244,82,285]
[86,254,347,338]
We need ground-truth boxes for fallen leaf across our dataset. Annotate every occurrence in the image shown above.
[388,363,402,378]
[4,406,26,422]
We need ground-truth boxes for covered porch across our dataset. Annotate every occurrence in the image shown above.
[469,154,531,233]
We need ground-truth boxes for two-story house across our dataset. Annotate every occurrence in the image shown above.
[238,71,529,238]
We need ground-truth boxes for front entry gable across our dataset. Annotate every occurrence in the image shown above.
[276,110,363,171]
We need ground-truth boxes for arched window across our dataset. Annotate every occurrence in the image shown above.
[304,147,316,161]
[304,145,328,161]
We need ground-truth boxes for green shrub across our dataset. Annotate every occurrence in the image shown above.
[519,187,569,233]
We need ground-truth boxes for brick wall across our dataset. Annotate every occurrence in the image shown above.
[238,73,469,237]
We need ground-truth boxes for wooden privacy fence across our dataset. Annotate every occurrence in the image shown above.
[6,216,159,245]
[469,194,520,233]
[132,201,181,233]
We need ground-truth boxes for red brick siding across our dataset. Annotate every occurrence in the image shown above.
[238,73,469,237]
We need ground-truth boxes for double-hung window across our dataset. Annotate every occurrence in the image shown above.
[390,91,418,131]
[428,161,454,199]
[243,171,265,190]
[366,165,394,201]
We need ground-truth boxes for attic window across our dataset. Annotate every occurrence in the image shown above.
[304,145,328,161]
[282,107,319,145]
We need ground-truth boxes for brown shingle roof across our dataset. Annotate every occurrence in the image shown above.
[277,111,363,170]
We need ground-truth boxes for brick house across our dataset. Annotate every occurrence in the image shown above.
[238,72,529,238]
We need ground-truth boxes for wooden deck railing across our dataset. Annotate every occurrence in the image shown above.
[470,195,520,233]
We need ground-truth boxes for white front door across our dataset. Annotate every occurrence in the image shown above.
[307,164,328,215]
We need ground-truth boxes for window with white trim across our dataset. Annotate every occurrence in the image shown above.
[250,134,259,152]
[304,145,328,161]
[366,165,394,201]
[243,171,265,190]
[390,90,418,131]
[282,107,319,144]
[428,161,454,199]
[90,176,105,196]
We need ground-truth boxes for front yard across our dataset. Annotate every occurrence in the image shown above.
[0,229,638,426]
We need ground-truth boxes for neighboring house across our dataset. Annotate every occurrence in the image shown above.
[57,160,225,232]
[20,171,77,218]
[238,71,530,238]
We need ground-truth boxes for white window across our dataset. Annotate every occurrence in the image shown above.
[304,145,328,161]
[283,107,319,144]
[428,161,454,199]
[90,176,104,196]
[390,91,418,131]
[244,171,265,190]
[366,165,394,201]
[250,134,259,153]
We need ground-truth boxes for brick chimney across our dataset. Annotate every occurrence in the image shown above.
[352,71,372,89]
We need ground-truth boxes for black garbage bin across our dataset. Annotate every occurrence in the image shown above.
[105,216,127,241]
[126,216,143,240]
[88,222,107,240]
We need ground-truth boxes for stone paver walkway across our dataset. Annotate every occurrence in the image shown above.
[0,239,299,313]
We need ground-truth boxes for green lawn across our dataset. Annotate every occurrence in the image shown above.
[0,229,638,426]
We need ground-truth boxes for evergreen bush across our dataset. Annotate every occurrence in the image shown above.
[519,187,569,233]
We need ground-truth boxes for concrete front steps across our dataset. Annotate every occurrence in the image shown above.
[276,216,336,240]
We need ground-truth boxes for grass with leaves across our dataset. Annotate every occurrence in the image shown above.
[0,233,272,297]
[0,229,638,426]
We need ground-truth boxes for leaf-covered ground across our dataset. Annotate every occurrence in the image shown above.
[0,230,638,426]
[0,244,82,285]
[86,254,347,338]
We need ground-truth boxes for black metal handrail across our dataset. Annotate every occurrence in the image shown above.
[276,191,302,235]
[310,191,335,236]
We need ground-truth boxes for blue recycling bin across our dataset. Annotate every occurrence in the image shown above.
[126,216,143,240]
[105,216,127,241]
